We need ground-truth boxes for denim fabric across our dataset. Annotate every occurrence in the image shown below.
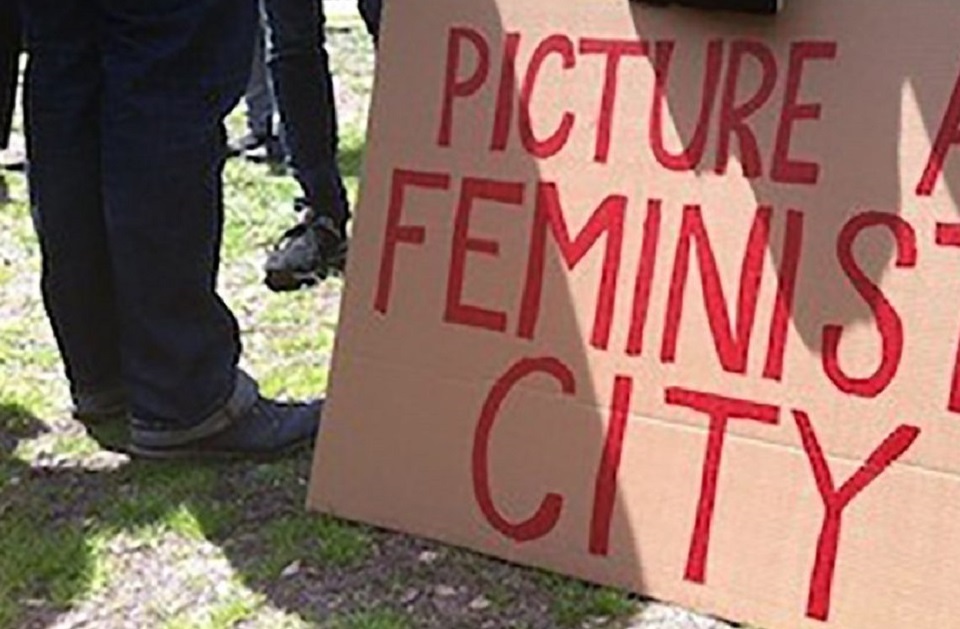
[20,0,256,427]
[261,0,349,230]
[244,5,278,139]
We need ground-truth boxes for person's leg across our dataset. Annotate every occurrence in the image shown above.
[22,0,320,459]
[20,0,124,416]
[99,0,249,430]
[261,0,350,291]
[262,0,346,225]
[97,0,319,455]
[230,6,276,155]
[246,13,275,139]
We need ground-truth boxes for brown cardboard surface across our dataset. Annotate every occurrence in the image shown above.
[309,1,960,627]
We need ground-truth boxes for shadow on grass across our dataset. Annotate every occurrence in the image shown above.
[0,401,375,628]
[0,401,636,629]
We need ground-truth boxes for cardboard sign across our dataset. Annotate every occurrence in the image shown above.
[308,1,960,626]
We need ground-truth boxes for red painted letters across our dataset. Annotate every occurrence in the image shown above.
[665,388,780,584]
[822,212,917,398]
[445,178,526,332]
[662,205,772,375]
[375,169,452,314]
[438,27,491,147]
[518,183,626,350]
[795,411,920,621]
[473,357,575,542]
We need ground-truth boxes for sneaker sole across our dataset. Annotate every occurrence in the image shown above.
[126,435,314,462]
[264,265,344,293]
[265,269,320,292]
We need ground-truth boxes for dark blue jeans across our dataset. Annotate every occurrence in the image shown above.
[261,0,381,233]
[245,5,279,139]
[20,0,255,427]
[262,0,347,230]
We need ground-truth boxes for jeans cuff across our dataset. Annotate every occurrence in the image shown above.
[130,370,260,448]
[71,382,128,421]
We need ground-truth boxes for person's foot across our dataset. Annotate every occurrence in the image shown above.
[127,372,321,461]
[71,385,130,453]
[264,203,348,292]
[128,398,321,461]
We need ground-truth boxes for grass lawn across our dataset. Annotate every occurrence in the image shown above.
[0,18,737,629]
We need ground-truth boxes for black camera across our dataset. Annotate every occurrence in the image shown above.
[632,0,783,15]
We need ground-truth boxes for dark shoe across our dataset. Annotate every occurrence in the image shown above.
[71,385,130,453]
[264,207,348,292]
[127,371,320,461]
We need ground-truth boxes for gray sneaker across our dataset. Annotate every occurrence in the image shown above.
[264,207,347,292]
[127,372,320,461]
